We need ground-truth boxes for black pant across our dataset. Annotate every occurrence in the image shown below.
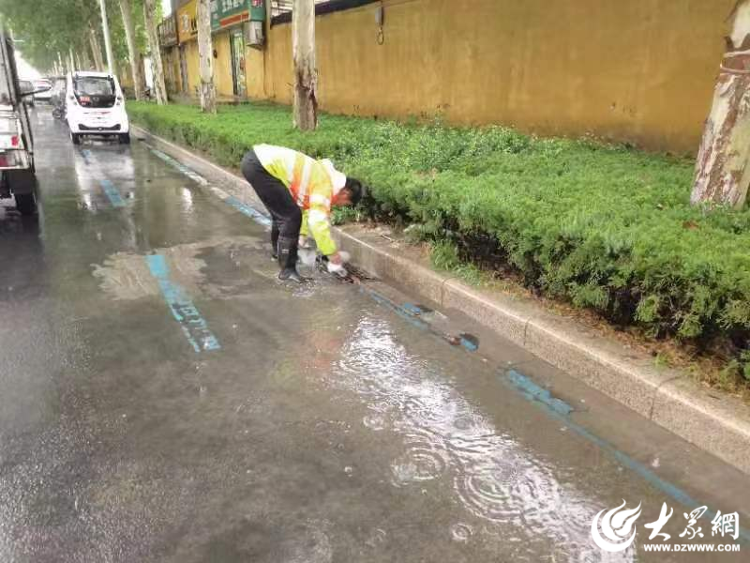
[240,150,302,245]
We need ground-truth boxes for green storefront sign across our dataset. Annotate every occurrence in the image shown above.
[211,0,265,31]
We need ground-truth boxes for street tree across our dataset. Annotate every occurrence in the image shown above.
[197,0,216,113]
[0,0,102,73]
[292,0,317,130]
[143,0,168,104]
[89,23,106,71]
[118,0,146,100]
[692,0,750,209]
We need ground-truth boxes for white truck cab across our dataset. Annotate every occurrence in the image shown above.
[0,29,42,215]
[66,71,130,145]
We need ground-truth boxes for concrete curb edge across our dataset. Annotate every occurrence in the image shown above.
[132,125,750,475]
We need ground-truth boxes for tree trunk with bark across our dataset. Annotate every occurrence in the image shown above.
[143,0,168,104]
[692,0,750,209]
[197,0,216,113]
[89,25,105,71]
[292,0,317,130]
[81,45,93,71]
[118,0,145,100]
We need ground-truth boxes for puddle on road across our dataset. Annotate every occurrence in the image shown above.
[331,315,635,562]
[91,236,269,301]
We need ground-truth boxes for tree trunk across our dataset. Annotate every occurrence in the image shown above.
[89,25,105,71]
[81,45,93,71]
[197,0,216,113]
[692,0,750,209]
[143,0,168,105]
[292,0,317,130]
[98,0,115,73]
[119,0,145,100]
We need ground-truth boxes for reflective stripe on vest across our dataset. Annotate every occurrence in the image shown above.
[289,154,314,207]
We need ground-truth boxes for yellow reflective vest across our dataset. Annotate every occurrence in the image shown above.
[254,144,337,255]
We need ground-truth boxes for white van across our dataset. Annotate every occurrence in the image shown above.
[66,71,130,145]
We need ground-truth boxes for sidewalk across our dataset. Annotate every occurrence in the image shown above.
[131,123,750,475]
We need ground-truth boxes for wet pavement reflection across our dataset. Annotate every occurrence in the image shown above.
[0,109,747,562]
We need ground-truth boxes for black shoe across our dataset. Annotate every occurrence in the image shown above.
[277,236,306,283]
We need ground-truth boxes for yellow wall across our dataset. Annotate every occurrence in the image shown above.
[213,31,235,98]
[251,0,735,154]
[245,46,266,99]
[165,47,182,96]
[183,40,200,97]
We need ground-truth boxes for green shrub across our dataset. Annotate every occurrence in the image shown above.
[128,101,750,378]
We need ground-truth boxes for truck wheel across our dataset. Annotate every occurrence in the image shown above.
[119,133,131,145]
[15,192,37,216]
[70,132,81,145]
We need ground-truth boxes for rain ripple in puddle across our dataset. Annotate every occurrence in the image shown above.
[390,429,449,487]
[333,316,633,562]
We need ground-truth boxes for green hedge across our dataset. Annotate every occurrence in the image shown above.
[128,101,750,379]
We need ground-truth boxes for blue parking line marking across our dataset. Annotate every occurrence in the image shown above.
[145,254,221,353]
[507,370,574,416]
[99,179,126,208]
[225,196,273,227]
[148,146,208,185]
[504,369,750,544]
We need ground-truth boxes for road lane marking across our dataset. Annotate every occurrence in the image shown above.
[145,253,221,353]
[364,283,750,542]
[506,370,573,416]
[505,368,750,543]
[99,179,126,208]
[148,145,209,185]
[75,149,127,208]
[224,195,273,227]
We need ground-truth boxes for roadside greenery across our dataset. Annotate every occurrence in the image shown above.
[128,101,750,384]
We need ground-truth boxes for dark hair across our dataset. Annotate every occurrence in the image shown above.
[342,177,364,206]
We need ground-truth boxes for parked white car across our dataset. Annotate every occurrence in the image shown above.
[66,71,130,145]
[33,78,53,103]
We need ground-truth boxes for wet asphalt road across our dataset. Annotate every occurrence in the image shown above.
[0,109,748,562]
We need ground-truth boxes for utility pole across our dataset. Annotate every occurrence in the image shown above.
[292,0,317,130]
[98,0,115,74]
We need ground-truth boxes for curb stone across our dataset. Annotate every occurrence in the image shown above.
[132,125,750,475]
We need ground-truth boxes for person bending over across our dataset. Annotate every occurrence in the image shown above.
[241,144,363,283]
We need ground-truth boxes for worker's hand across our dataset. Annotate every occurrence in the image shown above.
[328,251,351,266]
[327,261,348,278]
